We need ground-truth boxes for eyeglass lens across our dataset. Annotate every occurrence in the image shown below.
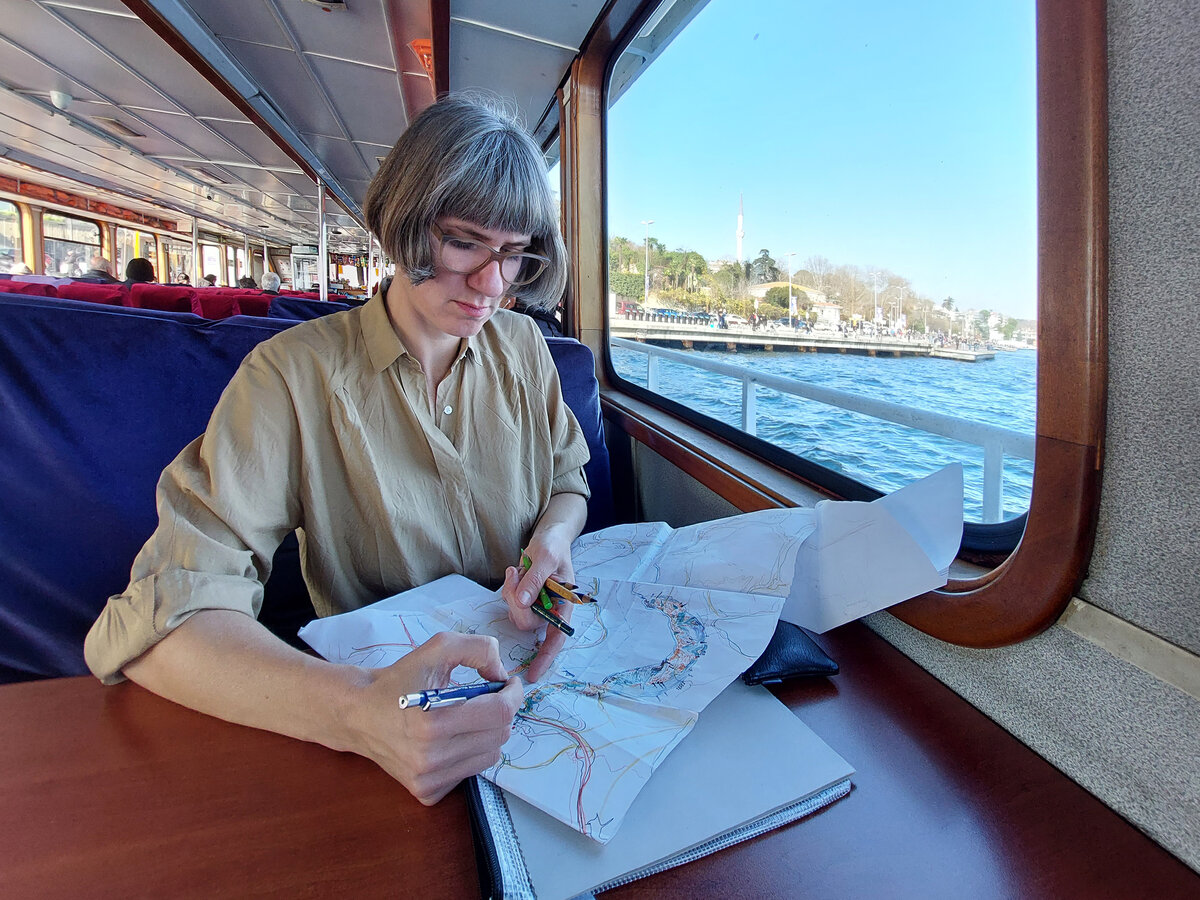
[439,235,546,286]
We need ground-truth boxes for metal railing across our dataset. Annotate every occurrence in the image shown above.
[612,337,1035,523]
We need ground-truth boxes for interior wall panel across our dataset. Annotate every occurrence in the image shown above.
[1079,0,1200,655]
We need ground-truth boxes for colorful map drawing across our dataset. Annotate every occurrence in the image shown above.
[434,578,783,843]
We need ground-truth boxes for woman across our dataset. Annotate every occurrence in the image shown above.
[124,256,156,283]
[85,94,590,805]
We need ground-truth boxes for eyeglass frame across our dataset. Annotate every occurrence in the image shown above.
[430,224,551,287]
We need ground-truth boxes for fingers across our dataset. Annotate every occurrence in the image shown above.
[502,566,542,631]
[407,746,510,806]
[414,630,508,685]
[526,601,572,682]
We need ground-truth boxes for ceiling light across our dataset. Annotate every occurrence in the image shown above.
[49,91,72,111]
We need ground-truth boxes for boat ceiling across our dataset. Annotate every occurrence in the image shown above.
[0,0,607,251]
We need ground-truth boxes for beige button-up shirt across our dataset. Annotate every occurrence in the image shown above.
[85,293,590,683]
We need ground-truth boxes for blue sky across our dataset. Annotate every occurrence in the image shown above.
[606,0,1037,319]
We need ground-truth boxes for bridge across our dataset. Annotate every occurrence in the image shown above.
[610,318,994,361]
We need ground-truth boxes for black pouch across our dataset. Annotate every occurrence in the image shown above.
[742,620,838,685]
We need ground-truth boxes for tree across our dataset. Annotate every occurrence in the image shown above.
[942,296,956,312]
[748,249,779,284]
[976,309,991,340]
[804,255,833,293]
[712,261,747,298]
[608,235,636,273]
[609,272,644,299]
[765,286,788,306]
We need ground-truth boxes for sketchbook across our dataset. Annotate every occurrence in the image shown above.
[466,680,854,900]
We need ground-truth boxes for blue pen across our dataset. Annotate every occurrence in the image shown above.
[398,680,507,711]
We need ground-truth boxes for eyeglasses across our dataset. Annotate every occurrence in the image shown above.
[432,225,550,287]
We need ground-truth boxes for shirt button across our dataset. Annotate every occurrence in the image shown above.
[443,405,453,415]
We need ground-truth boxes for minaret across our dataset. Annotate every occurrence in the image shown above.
[736,194,745,264]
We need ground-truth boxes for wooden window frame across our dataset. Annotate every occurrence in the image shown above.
[562,0,1107,648]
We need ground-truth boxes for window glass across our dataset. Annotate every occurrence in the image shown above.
[224,245,247,286]
[0,200,21,271]
[164,240,193,284]
[115,227,157,279]
[605,0,1036,524]
[200,244,222,284]
[43,212,101,277]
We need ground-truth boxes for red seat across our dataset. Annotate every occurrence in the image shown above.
[0,281,57,297]
[57,282,127,305]
[190,290,241,319]
[235,294,271,317]
[128,283,195,313]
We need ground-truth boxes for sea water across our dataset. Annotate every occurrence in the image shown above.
[611,345,1037,523]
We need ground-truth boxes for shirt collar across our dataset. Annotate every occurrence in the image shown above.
[361,277,487,374]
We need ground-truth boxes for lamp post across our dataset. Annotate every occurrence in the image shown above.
[870,271,881,326]
[786,251,797,329]
[640,219,654,305]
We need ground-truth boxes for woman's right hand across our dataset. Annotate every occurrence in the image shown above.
[343,631,523,805]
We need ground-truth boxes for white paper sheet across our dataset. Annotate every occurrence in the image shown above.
[781,462,963,632]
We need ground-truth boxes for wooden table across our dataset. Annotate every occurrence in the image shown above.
[2,623,1196,899]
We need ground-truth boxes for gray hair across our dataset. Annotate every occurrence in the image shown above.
[261,271,281,292]
[364,93,566,311]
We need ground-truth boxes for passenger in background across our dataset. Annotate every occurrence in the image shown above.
[124,257,155,284]
[261,271,281,294]
[83,254,120,283]
[177,273,191,286]
[85,93,587,807]
[237,275,258,289]
[508,296,564,337]
[201,273,217,287]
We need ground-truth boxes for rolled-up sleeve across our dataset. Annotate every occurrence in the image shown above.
[84,350,302,683]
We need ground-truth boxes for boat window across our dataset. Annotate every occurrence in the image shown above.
[225,245,248,288]
[604,0,1036,528]
[42,212,101,278]
[163,239,193,285]
[200,243,222,285]
[115,228,158,280]
[0,200,21,272]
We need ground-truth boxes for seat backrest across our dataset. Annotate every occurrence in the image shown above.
[0,280,57,297]
[191,290,242,320]
[129,283,195,313]
[268,295,352,320]
[57,282,128,305]
[0,297,613,681]
[0,296,297,682]
[235,293,272,317]
[546,338,616,534]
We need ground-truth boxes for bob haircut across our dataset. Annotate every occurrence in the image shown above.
[124,257,155,283]
[364,93,567,311]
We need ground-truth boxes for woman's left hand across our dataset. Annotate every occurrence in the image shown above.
[501,530,576,682]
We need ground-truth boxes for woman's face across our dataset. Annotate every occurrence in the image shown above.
[390,216,532,349]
